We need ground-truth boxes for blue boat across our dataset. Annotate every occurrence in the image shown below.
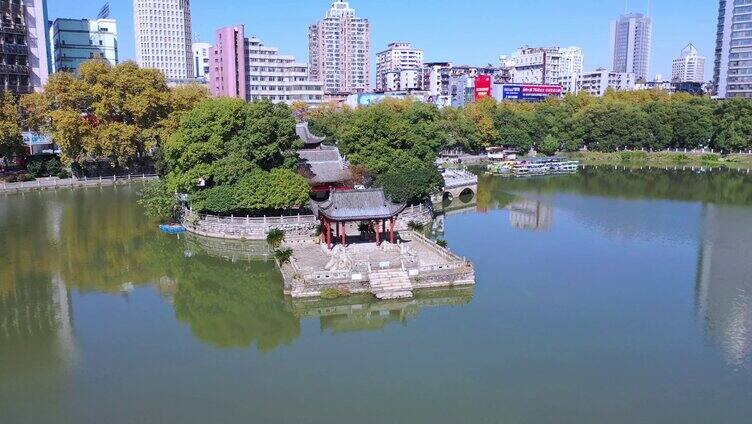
[159,224,187,234]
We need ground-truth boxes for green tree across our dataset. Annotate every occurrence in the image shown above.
[713,98,752,152]
[538,134,560,156]
[376,163,444,204]
[0,92,23,166]
[138,179,178,223]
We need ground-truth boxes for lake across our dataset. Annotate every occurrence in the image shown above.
[2,167,751,423]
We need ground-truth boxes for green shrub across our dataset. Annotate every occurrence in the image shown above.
[619,151,648,163]
[436,239,448,248]
[26,160,44,177]
[701,154,721,164]
[266,228,285,249]
[320,287,350,300]
[273,247,293,264]
[189,185,236,214]
[18,173,34,182]
[407,221,425,232]
[57,169,71,179]
[45,158,62,176]
[674,154,689,164]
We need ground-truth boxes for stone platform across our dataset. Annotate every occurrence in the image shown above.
[280,230,475,299]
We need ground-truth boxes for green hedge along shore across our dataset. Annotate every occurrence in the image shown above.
[567,151,752,170]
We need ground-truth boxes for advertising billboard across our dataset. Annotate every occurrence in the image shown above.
[494,84,562,101]
[474,75,492,100]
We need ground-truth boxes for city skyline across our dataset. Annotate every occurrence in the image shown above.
[47,0,716,83]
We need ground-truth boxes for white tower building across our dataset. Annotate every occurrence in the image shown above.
[672,43,706,83]
[133,0,194,82]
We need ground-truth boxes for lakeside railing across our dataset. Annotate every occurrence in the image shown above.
[190,203,431,226]
[0,174,159,193]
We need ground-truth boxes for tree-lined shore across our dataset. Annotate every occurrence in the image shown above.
[4,60,752,218]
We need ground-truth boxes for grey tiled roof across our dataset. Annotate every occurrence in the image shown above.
[311,188,406,221]
[297,146,351,184]
[296,122,326,145]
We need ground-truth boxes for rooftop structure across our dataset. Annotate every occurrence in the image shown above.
[296,122,326,148]
[312,188,406,223]
[296,146,351,192]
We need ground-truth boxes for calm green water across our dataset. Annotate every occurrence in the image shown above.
[2,168,752,423]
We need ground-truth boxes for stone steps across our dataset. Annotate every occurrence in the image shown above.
[369,270,413,300]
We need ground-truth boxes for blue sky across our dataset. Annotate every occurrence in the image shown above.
[49,0,716,80]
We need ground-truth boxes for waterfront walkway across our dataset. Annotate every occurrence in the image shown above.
[0,174,158,193]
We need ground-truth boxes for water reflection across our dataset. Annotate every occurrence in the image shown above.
[288,288,474,334]
[696,204,752,367]
[507,198,553,231]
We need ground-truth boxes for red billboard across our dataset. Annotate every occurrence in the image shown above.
[474,75,492,100]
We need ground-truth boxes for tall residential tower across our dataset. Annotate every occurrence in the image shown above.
[133,0,193,82]
[610,12,652,81]
[308,0,370,95]
[714,0,752,98]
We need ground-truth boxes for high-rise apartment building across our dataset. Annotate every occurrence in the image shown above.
[192,41,210,81]
[133,0,194,82]
[672,43,705,83]
[1,0,50,93]
[376,42,423,91]
[714,0,752,98]
[49,18,118,73]
[308,0,370,94]
[211,25,323,105]
[511,47,563,85]
[610,12,652,80]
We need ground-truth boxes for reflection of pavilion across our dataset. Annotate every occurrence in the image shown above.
[288,287,474,333]
[507,199,553,231]
[696,204,752,366]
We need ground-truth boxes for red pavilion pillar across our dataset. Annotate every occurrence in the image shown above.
[341,221,347,246]
[389,217,395,244]
[375,220,380,245]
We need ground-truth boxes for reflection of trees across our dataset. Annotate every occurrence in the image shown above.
[172,257,300,351]
[482,167,752,206]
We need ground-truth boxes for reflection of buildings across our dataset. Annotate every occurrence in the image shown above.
[289,288,474,334]
[696,204,752,366]
[507,199,553,231]
[1,273,77,378]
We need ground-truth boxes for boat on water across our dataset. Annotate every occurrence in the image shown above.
[487,156,580,177]
[159,224,187,234]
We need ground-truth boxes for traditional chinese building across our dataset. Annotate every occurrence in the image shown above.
[311,188,405,249]
[296,122,351,195]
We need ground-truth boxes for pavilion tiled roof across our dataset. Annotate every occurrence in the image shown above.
[296,146,351,184]
[310,188,406,221]
[296,122,326,146]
